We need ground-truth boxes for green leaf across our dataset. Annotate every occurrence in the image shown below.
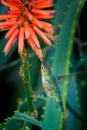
[43,97,63,130]
[6,118,20,130]
[12,112,51,130]
[42,0,86,130]
[0,124,3,130]
[67,76,82,130]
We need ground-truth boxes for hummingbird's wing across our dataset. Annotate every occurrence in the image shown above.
[49,76,64,111]
[55,71,83,82]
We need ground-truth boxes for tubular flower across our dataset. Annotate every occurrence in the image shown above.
[0,0,56,59]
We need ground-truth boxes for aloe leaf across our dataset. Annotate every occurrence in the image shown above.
[18,99,28,113]
[52,1,86,130]
[42,97,63,130]
[0,124,3,130]
[42,0,86,130]
[12,113,51,130]
[5,118,20,130]
[67,75,82,130]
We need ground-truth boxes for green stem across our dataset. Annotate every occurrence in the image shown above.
[20,47,34,114]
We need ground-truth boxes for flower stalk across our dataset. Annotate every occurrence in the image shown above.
[0,0,56,59]
[19,46,34,114]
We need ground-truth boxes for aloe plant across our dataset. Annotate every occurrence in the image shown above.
[0,0,87,130]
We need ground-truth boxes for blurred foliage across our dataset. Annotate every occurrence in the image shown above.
[0,0,87,130]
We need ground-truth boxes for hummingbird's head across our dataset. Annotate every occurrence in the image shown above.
[41,60,51,76]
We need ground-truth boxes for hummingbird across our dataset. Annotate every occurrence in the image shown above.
[41,60,64,112]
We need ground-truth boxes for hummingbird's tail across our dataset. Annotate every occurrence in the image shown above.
[56,104,64,112]
[55,102,64,112]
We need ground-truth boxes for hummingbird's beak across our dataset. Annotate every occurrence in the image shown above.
[42,60,50,69]
[41,59,46,65]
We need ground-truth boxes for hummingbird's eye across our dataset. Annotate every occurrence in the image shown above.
[42,66,43,69]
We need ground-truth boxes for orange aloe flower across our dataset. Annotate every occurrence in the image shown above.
[0,0,56,59]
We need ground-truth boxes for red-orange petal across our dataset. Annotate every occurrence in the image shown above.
[18,17,25,26]
[7,10,21,15]
[44,10,56,14]
[29,26,40,48]
[28,37,43,59]
[25,11,33,21]
[4,29,19,54]
[18,27,24,53]
[35,14,54,19]
[0,14,17,20]
[34,1,53,9]
[41,21,54,33]
[24,21,30,39]
[0,21,16,27]
[26,11,43,29]
[44,32,57,41]
[31,9,49,15]
[32,18,43,29]
[5,23,18,38]
[1,0,19,10]
[33,26,52,45]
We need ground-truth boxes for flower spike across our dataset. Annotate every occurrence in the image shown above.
[0,0,56,59]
